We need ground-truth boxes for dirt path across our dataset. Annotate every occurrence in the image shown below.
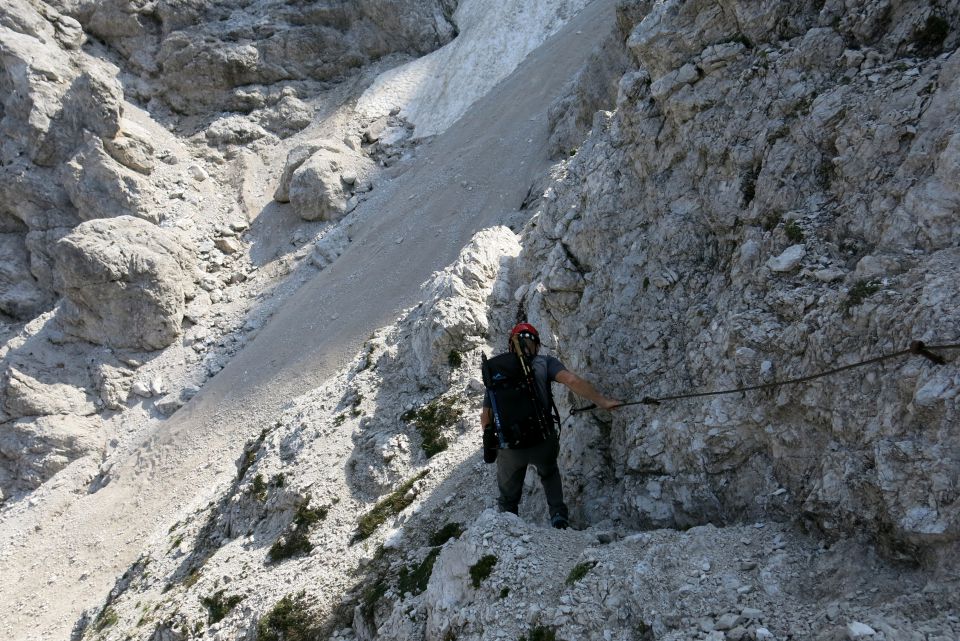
[0,2,617,638]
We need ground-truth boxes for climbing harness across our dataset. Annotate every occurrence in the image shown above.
[569,340,960,416]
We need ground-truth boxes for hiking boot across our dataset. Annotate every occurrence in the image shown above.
[551,515,569,530]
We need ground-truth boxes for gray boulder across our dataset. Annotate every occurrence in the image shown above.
[289,144,352,221]
[256,93,315,138]
[150,0,458,114]
[53,216,197,350]
[60,136,158,222]
[0,414,103,495]
[3,367,97,418]
[273,142,324,203]
[0,232,53,319]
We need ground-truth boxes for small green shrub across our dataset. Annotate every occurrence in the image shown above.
[499,587,510,599]
[784,220,804,243]
[252,474,268,501]
[469,554,497,588]
[448,349,464,368]
[94,607,118,631]
[333,414,346,427]
[354,470,429,542]
[398,548,441,596]
[257,592,322,641]
[519,626,557,641]
[201,590,244,625]
[913,15,949,54]
[268,496,328,562]
[361,577,389,622]
[565,560,597,585]
[183,568,201,588]
[429,522,464,547]
[847,279,881,309]
[238,450,256,480]
[402,397,462,458]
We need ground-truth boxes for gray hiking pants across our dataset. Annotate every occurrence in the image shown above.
[496,435,568,519]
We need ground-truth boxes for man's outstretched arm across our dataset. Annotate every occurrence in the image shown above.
[555,370,622,410]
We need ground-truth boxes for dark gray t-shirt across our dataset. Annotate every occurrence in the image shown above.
[483,354,567,411]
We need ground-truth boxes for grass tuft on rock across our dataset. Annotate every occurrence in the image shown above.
[429,522,464,547]
[447,349,464,368]
[398,547,441,596]
[846,279,881,310]
[257,591,322,641]
[913,15,949,55]
[252,474,268,501]
[268,496,328,563]
[469,554,497,588]
[201,589,244,625]
[354,470,429,542]
[784,220,804,243]
[565,560,598,585]
[93,606,119,631]
[401,396,462,458]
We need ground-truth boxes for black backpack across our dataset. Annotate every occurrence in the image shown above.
[481,350,560,453]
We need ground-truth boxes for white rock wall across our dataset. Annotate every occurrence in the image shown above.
[511,0,960,561]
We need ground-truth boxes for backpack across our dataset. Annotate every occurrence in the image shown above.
[481,350,560,452]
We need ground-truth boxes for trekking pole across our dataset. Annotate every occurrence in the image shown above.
[568,340,958,416]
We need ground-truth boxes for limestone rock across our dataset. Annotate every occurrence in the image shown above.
[60,137,157,223]
[289,147,351,222]
[256,94,315,137]
[3,367,97,418]
[52,216,197,350]
[766,245,806,273]
[0,414,103,494]
[0,232,53,319]
[152,0,457,114]
[103,125,156,175]
[274,143,324,203]
[93,363,133,411]
[205,116,269,146]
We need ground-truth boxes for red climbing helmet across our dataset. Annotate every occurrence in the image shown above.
[509,322,540,345]
[509,322,540,340]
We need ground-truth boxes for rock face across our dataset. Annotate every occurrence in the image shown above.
[0,414,102,494]
[282,140,373,221]
[50,0,458,114]
[511,0,960,558]
[53,216,196,350]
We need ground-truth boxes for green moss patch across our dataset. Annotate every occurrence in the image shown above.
[846,279,881,310]
[93,606,118,631]
[257,592,322,641]
[913,15,949,55]
[469,554,497,588]
[401,397,462,458]
[565,560,597,585]
[252,474,268,501]
[201,590,244,625]
[398,547,441,596]
[268,496,329,563]
[429,522,464,547]
[354,470,430,543]
[784,220,803,243]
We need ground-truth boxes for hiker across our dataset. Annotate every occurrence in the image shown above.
[480,322,621,529]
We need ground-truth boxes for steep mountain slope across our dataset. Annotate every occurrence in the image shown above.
[2,0,960,640]
[0,1,618,639]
